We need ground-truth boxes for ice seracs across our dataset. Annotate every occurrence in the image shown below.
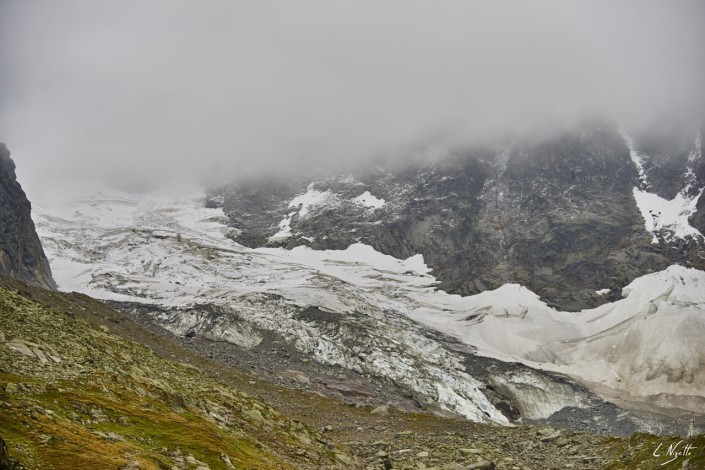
[33,188,509,423]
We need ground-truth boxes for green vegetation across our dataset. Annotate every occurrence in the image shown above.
[0,283,349,469]
[1,277,704,469]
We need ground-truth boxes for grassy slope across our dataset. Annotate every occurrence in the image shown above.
[1,276,704,469]
[0,281,350,469]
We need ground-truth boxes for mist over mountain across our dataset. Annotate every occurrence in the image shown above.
[208,119,705,311]
[1,0,704,199]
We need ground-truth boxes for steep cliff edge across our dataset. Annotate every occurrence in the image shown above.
[0,143,55,289]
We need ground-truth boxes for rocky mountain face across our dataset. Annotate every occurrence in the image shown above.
[211,121,705,311]
[0,143,55,290]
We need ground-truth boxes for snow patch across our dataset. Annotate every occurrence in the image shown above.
[289,183,331,217]
[621,130,648,187]
[269,183,334,242]
[632,187,703,243]
[353,190,385,209]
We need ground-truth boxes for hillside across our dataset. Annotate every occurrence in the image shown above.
[2,276,705,469]
[0,277,349,469]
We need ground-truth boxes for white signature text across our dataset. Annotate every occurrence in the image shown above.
[652,440,697,466]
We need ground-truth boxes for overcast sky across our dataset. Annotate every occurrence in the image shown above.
[1,1,704,200]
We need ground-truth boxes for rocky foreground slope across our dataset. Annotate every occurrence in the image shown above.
[2,276,705,469]
[0,276,348,469]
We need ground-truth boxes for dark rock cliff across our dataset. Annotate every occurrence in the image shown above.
[0,143,56,289]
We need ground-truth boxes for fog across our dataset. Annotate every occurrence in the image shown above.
[1,1,704,200]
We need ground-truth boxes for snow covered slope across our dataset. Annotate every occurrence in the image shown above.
[409,266,705,413]
[623,130,704,243]
[33,187,705,420]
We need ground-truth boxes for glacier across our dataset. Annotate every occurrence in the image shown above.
[33,185,705,422]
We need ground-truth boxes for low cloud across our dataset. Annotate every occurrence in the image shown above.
[1,0,703,199]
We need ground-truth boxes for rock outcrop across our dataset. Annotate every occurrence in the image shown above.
[0,143,55,289]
